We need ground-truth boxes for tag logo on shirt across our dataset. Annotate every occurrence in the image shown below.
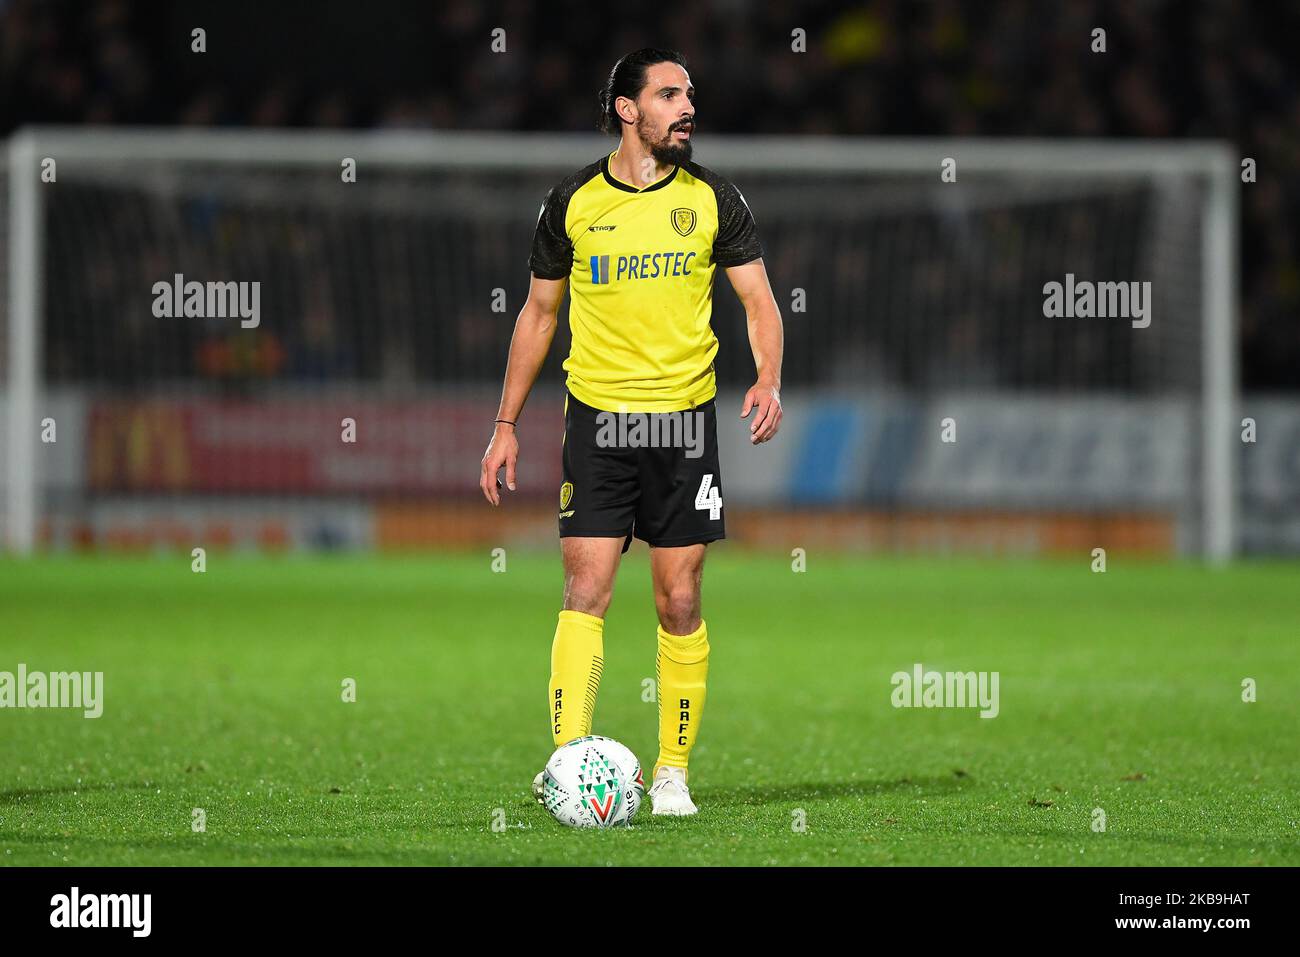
[671,208,697,237]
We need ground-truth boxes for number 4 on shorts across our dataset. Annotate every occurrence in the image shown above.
[695,474,722,521]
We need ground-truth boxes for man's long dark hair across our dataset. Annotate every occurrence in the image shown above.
[598,48,688,134]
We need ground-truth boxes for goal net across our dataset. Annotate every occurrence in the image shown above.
[2,130,1238,558]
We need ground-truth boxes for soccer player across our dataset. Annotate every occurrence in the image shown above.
[479,48,783,817]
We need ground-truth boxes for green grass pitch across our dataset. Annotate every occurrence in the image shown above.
[2,551,1297,866]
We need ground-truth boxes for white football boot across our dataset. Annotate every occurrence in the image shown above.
[532,770,545,804]
[648,766,698,816]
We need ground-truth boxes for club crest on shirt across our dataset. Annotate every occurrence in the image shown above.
[560,482,574,510]
[671,207,696,237]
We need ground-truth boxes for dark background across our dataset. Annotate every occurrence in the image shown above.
[1,0,1296,389]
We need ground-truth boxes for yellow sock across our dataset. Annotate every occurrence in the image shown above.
[549,610,604,746]
[655,620,709,776]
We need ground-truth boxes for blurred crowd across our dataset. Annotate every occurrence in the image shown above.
[2,0,1296,389]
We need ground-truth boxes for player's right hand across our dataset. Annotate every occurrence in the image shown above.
[480,425,520,506]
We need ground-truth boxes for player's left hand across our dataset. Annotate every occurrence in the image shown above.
[740,382,782,444]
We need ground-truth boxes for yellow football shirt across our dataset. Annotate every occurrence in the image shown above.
[529,151,764,413]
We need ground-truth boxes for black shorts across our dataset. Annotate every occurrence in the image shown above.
[559,391,725,553]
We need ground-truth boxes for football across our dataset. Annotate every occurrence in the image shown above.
[541,735,645,828]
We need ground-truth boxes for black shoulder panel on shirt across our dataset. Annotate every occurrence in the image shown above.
[683,161,765,268]
[527,158,604,280]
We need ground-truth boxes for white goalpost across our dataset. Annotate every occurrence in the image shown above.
[3,128,1238,559]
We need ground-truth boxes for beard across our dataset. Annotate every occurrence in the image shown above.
[638,115,693,167]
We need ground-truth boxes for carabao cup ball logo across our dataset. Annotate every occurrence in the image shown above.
[576,752,623,824]
[671,207,696,237]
